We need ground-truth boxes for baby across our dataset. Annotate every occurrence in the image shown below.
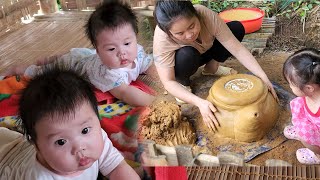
[0,66,140,179]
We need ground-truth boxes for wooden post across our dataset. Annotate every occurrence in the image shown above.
[39,0,59,14]
[60,0,67,11]
[103,0,130,5]
[76,0,85,10]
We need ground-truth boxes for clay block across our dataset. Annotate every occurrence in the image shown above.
[265,159,292,167]
[175,145,194,166]
[195,154,220,166]
[141,140,157,157]
[218,152,244,166]
[155,144,179,166]
[143,155,168,166]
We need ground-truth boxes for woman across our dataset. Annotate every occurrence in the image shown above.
[152,0,278,131]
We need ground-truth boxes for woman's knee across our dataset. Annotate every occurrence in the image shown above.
[226,21,245,42]
[175,46,201,68]
[174,46,201,85]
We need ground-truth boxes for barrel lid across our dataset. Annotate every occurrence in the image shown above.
[208,74,267,108]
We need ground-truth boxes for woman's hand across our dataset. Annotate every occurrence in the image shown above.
[219,34,279,103]
[197,99,220,132]
[260,76,279,103]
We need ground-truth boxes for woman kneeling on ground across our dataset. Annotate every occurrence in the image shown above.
[152,0,278,131]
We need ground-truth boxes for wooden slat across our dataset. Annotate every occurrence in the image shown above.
[186,166,320,179]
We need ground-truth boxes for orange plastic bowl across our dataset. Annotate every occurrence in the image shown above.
[219,8,264,34]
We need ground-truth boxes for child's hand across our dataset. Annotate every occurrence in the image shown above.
[36,57,51,66]
[36,55,61,66]
[197,99,220,132]
[0,65,28,77]
[110,85,155,107]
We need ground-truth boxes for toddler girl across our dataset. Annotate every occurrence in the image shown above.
[283,48,320,164]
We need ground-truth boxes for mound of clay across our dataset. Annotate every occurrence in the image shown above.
[139,101,196,146]
[207,74,279,142]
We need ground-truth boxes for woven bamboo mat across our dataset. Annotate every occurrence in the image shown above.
[0,16,92,74]
[187,165,320,180]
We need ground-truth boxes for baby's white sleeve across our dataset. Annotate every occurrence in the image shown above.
[98,130,124,176]
[137,45,153,74]
[24,48,95,78]
[24,65,41,77]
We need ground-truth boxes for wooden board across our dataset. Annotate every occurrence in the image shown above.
[187,165,320,180]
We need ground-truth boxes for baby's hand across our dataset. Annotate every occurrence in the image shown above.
[36,52,67,66]
[36,57,49,66]
[36,55,60,66]
[0,65,28,77]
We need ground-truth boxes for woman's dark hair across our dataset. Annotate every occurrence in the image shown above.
[154,0,199,37]
[283,48,320,89]
[19,66,99,144]
[85,0,138,48]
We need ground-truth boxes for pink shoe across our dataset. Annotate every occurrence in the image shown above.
[284,125,300,140]
[296,148,320,164]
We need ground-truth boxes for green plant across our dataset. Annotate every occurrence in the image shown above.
[276,0,320,32]
[277,0,320,20]
[208,0,243,13]
[260,0,276,18]
[192,0,201,4]
[56,0,62,10]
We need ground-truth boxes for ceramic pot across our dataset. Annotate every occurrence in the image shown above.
[207,74,279,142]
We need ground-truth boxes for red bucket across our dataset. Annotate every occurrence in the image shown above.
[219,8,265,34]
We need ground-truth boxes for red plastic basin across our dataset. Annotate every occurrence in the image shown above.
[219,8,265,34]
